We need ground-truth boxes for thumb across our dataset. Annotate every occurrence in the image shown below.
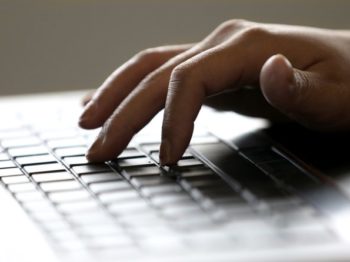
[260,54,339,130]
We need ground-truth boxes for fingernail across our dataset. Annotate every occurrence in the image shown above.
[86,137,102,162]
[159,139,171,166]
[79,102,97,125]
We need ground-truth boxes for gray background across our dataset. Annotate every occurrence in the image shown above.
[1,0,349,95]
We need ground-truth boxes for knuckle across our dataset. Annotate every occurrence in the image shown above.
[239,26,270,41]
[217,19,247,33]
[134,47,161,63]
[171,63,196,83]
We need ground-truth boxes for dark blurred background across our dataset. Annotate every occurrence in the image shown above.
[1,0,349,95]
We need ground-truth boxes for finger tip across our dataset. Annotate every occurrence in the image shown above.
[260,54,294,109]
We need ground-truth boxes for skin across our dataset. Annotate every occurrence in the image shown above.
[79,19,350,165]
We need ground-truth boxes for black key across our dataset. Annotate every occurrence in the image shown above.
[72,164,111,175]
[118,148,144,159]
[239,148,282,164]
[130,176,173,188]
[182,176,226,189]
[148,150,194,163]
[195,185,238,200]
[178,167,215,178]
[123,166,161,179]
[231,131,272,150]
[176,158,203,168]
[24,163,65,174]
[16,154,57,166]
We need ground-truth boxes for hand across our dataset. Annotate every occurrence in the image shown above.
[79,19,350,165]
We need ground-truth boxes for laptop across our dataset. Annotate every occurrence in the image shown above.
[0,90,349,262]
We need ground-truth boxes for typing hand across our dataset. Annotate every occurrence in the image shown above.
[79,20,350,165]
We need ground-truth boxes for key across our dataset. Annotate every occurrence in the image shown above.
[140,143,161,153]
[72,164,111,175]
[150,193,193,207]
[123,166,161,180]
[0,168,23,177]
[39,130,79,140]
[108,199,149,215]
[240,148,282,164]
[40,180,82,192]
[1,175,30,184]
[0,160,16,169]
[16,154,57,166]
[89,181,131,194]
[77,224,124,237]
[8,183,37,193]
[86,235,133,248]
[47,137,87,149]
[8,145,49,157]
[32,172,73,182]
[67,212,115,226]
[1,137,42,148]
[98,190,139,203]
[24,163,65,174]
[117,157,154,168]
[182,176,226,189]
[130,176,173,188]
[177,167,214,178]
[176,158,203,168]
[118,148,144,159]
[63,156,90,167]
[0,153,9,161]
[54,146,87,157]
[141,184,183,197]
[30,210,63,222]
[80,172,122,184]
[15,191,43,202]
[23,200,55,212]
[42,220,71,232]
[57,200,100,213]
[49,190,91,203]
[0,129,32,139]
[161,203,203,218]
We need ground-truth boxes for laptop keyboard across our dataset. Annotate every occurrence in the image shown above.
[0,107,340,257]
